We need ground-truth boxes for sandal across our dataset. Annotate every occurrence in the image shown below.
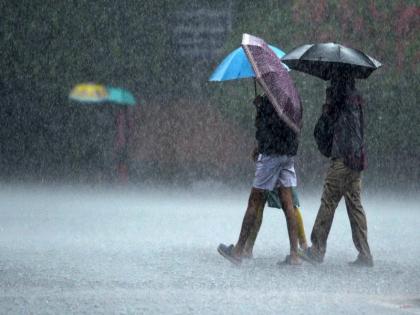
[217,244,242,265]
[277,254,302,266]
[297,248,321,265]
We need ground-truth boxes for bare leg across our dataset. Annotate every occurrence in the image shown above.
[232,188,266,257]
[278,187,300,264]
[244,199,307,257]
[243,202,265,258]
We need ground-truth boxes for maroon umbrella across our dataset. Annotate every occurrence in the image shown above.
[242,34,302,134]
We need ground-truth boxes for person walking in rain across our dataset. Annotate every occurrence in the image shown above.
[300,73,374,267]
[218,93,302,265]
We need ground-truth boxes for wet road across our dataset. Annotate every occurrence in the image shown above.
[0,184,419,314]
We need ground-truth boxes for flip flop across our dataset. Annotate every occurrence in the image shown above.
[217,244,241,265]
[277,255,302,266]
[297,248,320,265]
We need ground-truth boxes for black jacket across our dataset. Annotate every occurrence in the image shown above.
[314,87,367,171]
[255,96,299,156]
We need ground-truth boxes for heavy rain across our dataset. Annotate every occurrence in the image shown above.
[1,1,419,314]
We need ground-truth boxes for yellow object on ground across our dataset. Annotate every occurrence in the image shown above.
[295,206,307,247]
[69,83,108,103]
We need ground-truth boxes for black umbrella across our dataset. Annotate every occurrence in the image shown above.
[281,42,382,80]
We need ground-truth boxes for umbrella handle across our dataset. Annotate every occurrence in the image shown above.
[254,78,257,97]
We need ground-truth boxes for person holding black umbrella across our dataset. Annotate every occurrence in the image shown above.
[282,43,381,267]
[304,72,373,267]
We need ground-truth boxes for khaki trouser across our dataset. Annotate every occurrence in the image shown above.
[311,159,372,261]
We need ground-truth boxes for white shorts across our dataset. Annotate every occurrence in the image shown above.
[252,154,297,190]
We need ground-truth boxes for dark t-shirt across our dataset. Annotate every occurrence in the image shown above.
[255,95,299,156]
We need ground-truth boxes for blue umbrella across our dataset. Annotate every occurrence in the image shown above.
[209,45,288,81]
[106,87,136,106]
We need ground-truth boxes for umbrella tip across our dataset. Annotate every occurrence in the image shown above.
[242,33,252,44]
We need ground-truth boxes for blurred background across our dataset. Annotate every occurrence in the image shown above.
[1,0,419,190]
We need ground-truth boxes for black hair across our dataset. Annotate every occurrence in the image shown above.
[329,74,355,107]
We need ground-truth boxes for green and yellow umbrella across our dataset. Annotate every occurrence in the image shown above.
[69,83,108,103]
[69,84,136,106]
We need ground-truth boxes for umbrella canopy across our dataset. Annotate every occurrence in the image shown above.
[209,45,288,81]
[281,42,382,80]
[107,87,136,106]
[69,83,108,103]
[242,33,302,133]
